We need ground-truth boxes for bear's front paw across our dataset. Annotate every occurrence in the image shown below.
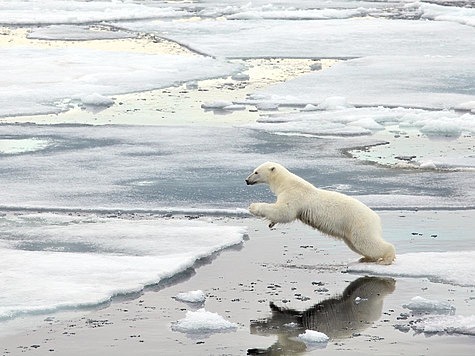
[248,203,262,216]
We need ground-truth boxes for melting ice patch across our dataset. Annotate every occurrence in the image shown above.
[347,251,475,287]
[0,213,246,320]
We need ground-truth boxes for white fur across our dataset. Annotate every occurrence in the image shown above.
[246,162,395,265]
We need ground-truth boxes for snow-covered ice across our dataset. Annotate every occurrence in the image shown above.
[171,308,238,334]
[256,56,475,110]
[348,251,475,287]
[123,18,475,59]
[0,47,239,117]
[0,213,246,320]
[174,290,206,304]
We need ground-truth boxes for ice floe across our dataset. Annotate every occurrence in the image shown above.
[0,213,246,320]
[403,296,456,314]
[348,251,475,287]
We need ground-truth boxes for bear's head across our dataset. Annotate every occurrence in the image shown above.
[245,161,281,186]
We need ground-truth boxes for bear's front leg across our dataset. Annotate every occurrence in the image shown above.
[248,202,296,228]
[249,203,277,229]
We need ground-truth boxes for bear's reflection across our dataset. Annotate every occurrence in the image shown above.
[248,276,396,355]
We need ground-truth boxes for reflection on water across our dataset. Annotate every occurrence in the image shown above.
[248,276,396,355]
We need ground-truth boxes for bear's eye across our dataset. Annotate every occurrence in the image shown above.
[254,172,258,175]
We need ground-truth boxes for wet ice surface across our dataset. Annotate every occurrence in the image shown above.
[0,0,474,347]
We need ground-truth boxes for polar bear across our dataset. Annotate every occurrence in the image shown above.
[245,162,395,265]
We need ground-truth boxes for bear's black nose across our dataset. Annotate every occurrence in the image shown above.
[245,179,250,185]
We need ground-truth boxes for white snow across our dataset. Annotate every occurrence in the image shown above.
[403,296,456,314]
[411,315,475,336]
[0,213,246,320]
[298,329,329,344]
[0,48,239,117]
[123,18,475,59]
[348,251,475,287]
[174,290,206,304]
[171,308,238,334]
[0,0,184,25]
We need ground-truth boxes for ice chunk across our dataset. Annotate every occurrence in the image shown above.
[301,104,319,112]
[412,315,475,336]
[403,296,455,314]
[317,97,353,111]
[298,329,329,344]
[174,290,206,304]
[79,93,114,107]
[419,160,437,170]
[171,308,238,334]
[420,121,462,138]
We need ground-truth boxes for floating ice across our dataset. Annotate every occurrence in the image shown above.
[0,213,246,320]
[297,329,329,344]
[171,308,238,334]
[174,290,206,304]
[403,296,456,314]
[348,251,475,287]
[0,47,239,117]
[411,315,475,336]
